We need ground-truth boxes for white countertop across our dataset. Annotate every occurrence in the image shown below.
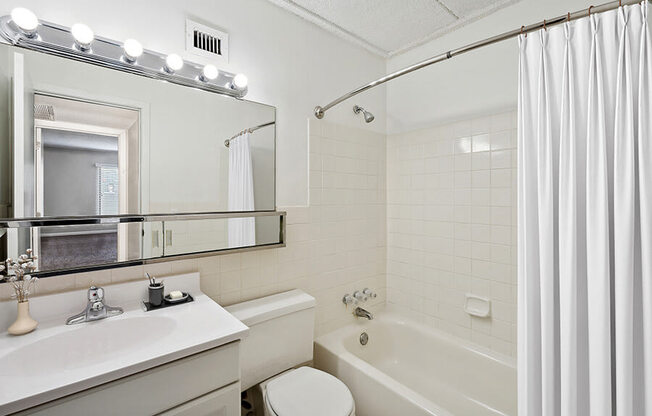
[0,273,248,415]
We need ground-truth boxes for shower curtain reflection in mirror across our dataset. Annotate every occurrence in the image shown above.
[227,131,255,247]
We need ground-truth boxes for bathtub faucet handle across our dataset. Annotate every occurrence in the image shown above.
[362,288,377,299]
[353,291,368,302]
[342,294,356,306]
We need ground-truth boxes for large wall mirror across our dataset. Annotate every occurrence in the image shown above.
[0,40,281,275]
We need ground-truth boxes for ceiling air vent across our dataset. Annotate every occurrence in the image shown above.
[185,18,228,64]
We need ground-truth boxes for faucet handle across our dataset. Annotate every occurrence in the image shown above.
[353,290,368,302]
[88,286,104,302]
[342,294,356,305]
[362,288,377,299]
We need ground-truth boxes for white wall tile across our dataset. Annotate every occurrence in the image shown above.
[454,137,472,154]
[472,134,491,152]
[472,152,491,170]
[387,110,517,357]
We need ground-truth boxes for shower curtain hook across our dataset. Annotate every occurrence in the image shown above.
[543,19,547,30]
[588,5,594,16]
[520,25,527,38]
[567,12,571,22]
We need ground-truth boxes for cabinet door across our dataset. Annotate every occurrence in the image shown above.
[158,382,240,416]
[16,342,240,416]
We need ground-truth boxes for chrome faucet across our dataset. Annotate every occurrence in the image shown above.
[354,306,374,320]
[66,286,123,325]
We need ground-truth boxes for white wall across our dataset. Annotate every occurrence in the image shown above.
[0,0,387,207]
[386,0,591,134]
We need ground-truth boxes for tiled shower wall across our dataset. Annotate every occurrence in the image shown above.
[386,110,518,356]
[0,120,386,336]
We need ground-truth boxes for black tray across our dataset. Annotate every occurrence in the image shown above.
[143,293,194,311]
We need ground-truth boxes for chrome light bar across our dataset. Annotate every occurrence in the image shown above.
[0,13,248,99]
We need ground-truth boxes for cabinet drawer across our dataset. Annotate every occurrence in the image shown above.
[157,382,240,416]
[17,342,240,416]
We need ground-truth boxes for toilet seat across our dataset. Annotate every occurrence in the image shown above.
[264,366,354,416]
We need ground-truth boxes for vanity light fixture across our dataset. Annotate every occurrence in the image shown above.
[164,53,184,73]
[0,12,249,99]
[71,23,94,51]
[200,64,219,82]
[122,38,143,63]
[233,73,248,90]
[10,7,38,38]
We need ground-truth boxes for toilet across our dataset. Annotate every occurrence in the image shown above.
[226,290,355,416]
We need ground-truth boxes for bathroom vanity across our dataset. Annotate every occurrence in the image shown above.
[0,273,248,415]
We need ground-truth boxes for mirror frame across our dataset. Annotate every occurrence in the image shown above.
[1,211,286,277]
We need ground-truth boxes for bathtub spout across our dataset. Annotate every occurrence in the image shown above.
[354,307,374,320]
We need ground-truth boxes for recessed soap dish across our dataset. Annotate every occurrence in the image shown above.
[464,294,491,318]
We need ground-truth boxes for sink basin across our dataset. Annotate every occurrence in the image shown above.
[0,316,177,377]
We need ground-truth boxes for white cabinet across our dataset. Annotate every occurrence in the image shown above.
[17,342,240,416]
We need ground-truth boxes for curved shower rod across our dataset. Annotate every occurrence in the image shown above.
[313,0,645,119]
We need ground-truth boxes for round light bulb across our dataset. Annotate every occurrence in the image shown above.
[71,23,94,50]
[10,8,38,36]
[233,73,248,89]
[123,39,143,62]
[201,64,219,81]
[164,53,184,73]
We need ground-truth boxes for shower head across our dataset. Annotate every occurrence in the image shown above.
[353,105,375,123]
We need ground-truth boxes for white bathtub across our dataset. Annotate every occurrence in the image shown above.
[314,310,517,416]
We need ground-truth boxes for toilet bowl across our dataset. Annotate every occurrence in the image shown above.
[260,366,355,416]
[225,290,356,416]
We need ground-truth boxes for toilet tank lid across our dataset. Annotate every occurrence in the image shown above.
[225,289,316,327]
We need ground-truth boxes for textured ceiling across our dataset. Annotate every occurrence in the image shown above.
[266,0,520,57]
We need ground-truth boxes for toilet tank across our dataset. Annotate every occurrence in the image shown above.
[225,289,316,390]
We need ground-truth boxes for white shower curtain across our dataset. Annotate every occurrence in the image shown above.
[518,3,651,415]
[228,131,255,247]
